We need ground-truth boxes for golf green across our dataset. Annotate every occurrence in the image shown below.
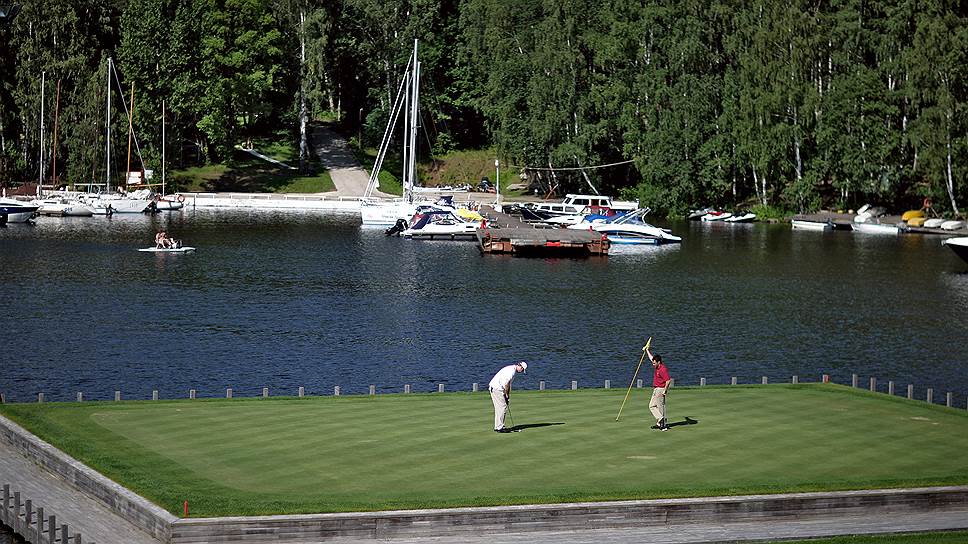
[1,384,967,517]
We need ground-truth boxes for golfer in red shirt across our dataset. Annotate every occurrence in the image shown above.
[647,346,671,431]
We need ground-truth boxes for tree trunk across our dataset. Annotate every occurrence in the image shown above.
[298,10,309,174]
[945,110,959,215]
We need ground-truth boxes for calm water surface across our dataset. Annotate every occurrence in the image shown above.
[1,209,966,403]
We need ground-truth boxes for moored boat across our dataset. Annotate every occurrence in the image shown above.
[791,219,831,231]
[724,211,756,223]
[401,209,480,239]
[0,198,40,223]
[571,208,681,245]
[700,211,732,222]
[940,220,965,231]
[942,237,968,263]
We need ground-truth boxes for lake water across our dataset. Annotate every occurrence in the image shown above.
[1,208,966,404]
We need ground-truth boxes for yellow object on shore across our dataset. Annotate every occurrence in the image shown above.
[902,210,925,222]
[456,208,484,222]
[907,217,927,227]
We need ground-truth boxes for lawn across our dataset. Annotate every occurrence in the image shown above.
[1,384,966,517]
[170,138,335,194]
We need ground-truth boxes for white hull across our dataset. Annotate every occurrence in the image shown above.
[138,246,196,253]
[3,211,36,223]
[923,218,944,228]
[361,200,418,227]
[701,212,732,222]
[155,199,184,211]
[852,222,899,235]
[940,220,965,231]
[791,220,830,231]
[724,213,756,223]
[106,198,152,213]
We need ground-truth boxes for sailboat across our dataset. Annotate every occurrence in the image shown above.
[360,40,450,227]
[79,58,152,214]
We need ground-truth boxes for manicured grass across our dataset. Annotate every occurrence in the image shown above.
[1,385,967,517]
[773,531,968,543]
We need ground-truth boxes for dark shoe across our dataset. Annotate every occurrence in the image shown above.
[651,424,661,429]
[495,428,510,433]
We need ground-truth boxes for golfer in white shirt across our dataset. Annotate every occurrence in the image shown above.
[489,361,527,432]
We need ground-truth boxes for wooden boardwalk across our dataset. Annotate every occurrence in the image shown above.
[0,439,162,544]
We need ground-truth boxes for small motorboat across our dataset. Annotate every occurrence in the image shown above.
[401,209,480,239]
[724,211,756,223]
[570,207,681,245]
[791,219,831,231]
[31,197,95,217]
[852,221,899,235]
[942,237,968,263]
[0,199,40,223]
[155,194,186,211]
[701,211,732,222]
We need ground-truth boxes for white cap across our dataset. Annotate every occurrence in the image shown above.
[518,361,528,371]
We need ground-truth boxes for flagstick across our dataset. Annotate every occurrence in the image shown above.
[615,337,651,421]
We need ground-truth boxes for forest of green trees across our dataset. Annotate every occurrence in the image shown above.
[0,0,965,216]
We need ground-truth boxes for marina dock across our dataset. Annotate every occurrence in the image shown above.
[477,206,609,256]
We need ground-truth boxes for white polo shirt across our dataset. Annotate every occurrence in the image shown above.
[489,365,518,392]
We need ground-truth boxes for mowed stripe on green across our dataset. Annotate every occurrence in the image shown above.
[1,384,967,517]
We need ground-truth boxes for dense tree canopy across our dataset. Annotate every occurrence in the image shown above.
[0,0,965,215]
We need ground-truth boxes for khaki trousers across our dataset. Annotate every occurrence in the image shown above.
[490,388,508,430]
[649,386,667,422]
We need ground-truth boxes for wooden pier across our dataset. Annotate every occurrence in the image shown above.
[477,206,609,256]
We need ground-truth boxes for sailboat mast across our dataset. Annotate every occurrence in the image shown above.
[162,100,166,195]
[38,71,45,197]
[125,82,135,189]
[407,39,419,203]
[105,58,112,193]
[50,79,61,189]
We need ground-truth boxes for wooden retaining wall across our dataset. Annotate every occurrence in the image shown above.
[169,487,968,543]
[0,416,175,543]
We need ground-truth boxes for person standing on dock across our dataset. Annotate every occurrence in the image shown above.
[647,347,671,431]
[489,361,527,433]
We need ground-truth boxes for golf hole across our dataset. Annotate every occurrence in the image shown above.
[627,455,657,460]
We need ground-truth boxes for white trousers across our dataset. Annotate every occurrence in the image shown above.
[490,388,508,430]
[649,386,667,422]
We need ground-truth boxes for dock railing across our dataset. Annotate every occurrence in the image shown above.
[1,484,92,544]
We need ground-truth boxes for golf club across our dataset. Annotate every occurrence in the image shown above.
[506,403,515,429]
[616,337,651,421]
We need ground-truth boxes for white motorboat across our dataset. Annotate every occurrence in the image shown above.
[0,198,40,223]
[791,219,831,231]
[852,221,899,235]
[155,194,185,211]
[724,212,756,223]
[401,209,479,239]
[570,208,681,245]
[942,237,968,263]
[701,211,732,222]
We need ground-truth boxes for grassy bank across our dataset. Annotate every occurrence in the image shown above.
[1,384,966,517]
[170,134,335,194]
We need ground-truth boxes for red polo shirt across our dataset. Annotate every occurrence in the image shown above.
[653,364,671,387]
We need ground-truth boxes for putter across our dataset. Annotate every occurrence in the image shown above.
[506,404,520,432]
